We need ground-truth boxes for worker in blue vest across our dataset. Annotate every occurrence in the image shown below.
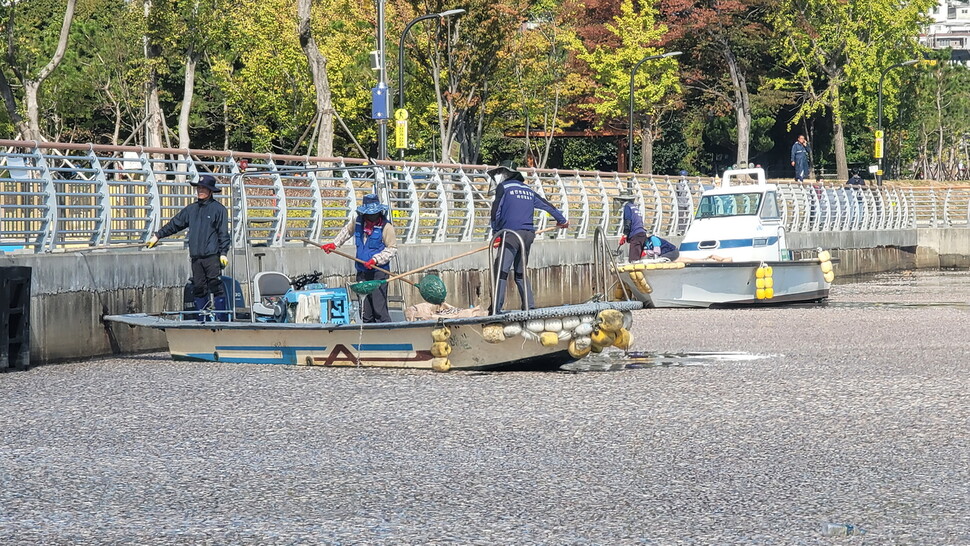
[487,166,569,314]
[147,175,230,321]
[614,190,647,262]
[321,193,398,322]
[644,234,680,261]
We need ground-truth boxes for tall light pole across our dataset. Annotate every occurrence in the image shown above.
[374,0,390,160]
[397,8,465,160]
[628,51,682,173]
[876,59,919,186]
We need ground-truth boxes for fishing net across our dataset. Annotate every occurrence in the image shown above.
[349,274,447,305]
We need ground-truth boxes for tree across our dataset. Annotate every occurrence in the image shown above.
[575,0,680,174]
[769,0,933,179]
[297,0,334,158]
[0,0,77,141]
[660,0,774,167]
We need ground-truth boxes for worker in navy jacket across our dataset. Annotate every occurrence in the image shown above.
[147,175,230,321]
[321,193,398,323]
[615,190,647,262]
[487,166,568,314]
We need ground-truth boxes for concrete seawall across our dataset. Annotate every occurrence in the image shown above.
[3,227,967,364]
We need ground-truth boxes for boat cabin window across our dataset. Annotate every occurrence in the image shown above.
[760,191,781,219]
[695,192,763,218]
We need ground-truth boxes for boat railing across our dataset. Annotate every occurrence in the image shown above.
[591,226,631,302]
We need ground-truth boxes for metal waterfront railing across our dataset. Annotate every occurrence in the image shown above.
[1,139,968,253]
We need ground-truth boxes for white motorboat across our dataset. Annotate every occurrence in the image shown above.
[617,167,834,308]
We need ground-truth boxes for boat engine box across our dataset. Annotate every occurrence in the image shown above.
[283,285,351,324]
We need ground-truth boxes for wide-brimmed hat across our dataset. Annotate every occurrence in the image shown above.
[191,174,222,193]
[486,165,524,184]
[357,193,389,215]
[613,189,636,201]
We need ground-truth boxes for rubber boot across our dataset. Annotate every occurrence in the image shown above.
[194,296,210,322]
[213,295,230,322]
[514,276,535,310]
[492,278,508,315]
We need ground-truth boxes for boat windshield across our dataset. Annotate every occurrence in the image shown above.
[695,192,763,218]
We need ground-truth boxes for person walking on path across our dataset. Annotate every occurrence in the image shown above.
[615,190,647,262]
[791,134,811,182]
[321,193,398,323]
[147,175,231,321]
[488,166,569,314]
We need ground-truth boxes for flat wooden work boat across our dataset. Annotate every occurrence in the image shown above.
[105,301,643,371]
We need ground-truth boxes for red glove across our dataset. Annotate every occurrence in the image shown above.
[364,258,377,270]
[321,242,336,253]
[619,235,627,245]
[492,237,502,249]
[556,221,569,229]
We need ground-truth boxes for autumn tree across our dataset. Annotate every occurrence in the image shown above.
[769,0,934,179]
[0,0,77,141]
[660,0,775,167]
[575,0,680,174]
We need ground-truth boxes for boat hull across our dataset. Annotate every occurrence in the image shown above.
[618,261,830,308]
[105,302,642,370]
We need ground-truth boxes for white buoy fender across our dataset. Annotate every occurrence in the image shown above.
[574,322,594,337]
[561,316,581,331]
[543,318,563,333]
[525,319,545,333]
[503,322,522,338]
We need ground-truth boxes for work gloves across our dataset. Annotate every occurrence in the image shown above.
[146,234,158,249]
[364,258,377,270]
[619,235,627,246]
[219,255,229,268]
[321,242,337,254]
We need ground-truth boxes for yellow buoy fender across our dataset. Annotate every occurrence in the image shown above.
[431,357,451,372]
[756,278,766,289]
[482,323,505,343]
[765,266,773,276]
[765,277,774,289]
[568,337,592,359]
[431,342,452,357]
[613,285,627,300]
[539,332,560,347]
[756,288,766,300]
[756,267,766,279]
[818,250,831,262]
[431,327,451,342]
[765,287,774,299]
[820,261,833,273]
[502,322,522,338]
[824,271,835,283]
[612,328,632,350]
[590,327,616,348]
[597,309,624,333]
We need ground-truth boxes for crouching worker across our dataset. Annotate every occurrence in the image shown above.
[643,234,680,261]
[321,193,398,323]
[147,175,231,321]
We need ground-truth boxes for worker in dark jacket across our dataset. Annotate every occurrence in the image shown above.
[487,166,568,314]
[321,193,398,323]
[147,175,230,321]
[615,190,647,262]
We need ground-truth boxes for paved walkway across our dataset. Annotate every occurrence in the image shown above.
[2,270,969,544]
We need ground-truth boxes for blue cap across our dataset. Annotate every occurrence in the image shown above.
[356,193,388,215]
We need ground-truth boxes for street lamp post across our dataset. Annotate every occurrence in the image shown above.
[876,59,919,186]
[628,51,682,174]
[397,8,466,160]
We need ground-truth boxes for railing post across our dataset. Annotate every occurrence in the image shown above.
[88,148,112,245]
[32,145,58,252]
